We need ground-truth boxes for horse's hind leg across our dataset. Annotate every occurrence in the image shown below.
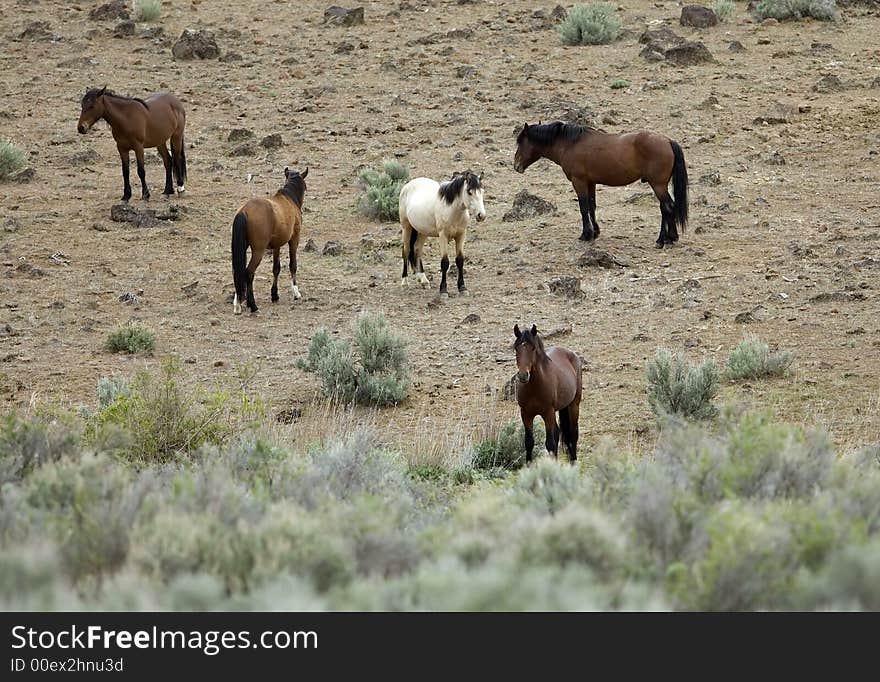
[587,183,600,237]
[170,131,185,193]
[414,232,429,287]
[438,230,450,298]
[561,400,580,462]
[651,183,674,248]
[288,234,301,299]
[158,142,174,195]
[400,220,411,286]
[133,144,149,201]
[245,247,264,313]
[270,248,281,302]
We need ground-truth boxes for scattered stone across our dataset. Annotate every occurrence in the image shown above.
[680,5,718,28]
[227,128,254,142]
[728,40,746,53]
[734,310,756,324]
[761,18,778,27]
[67,149,100,166]
[113,20,136,37]
[502,190,557,222]
[16,262,47,278]
[753,102,798,125]
[871,77,880,89]
[89,1,129,21]
[334,39,364,53]
[3,218,19,233]
[765,150,786,165]
[638,28,685,47]
[810,292,865,304]
[543,324,572,340]
[110,203,158,228]
[697,95,720,110]
[664,41,715,66]
[700,170,721,186]
[456,65,478,79]
[219,52,243,63]
[322,241,342,256]
[180,281,199,297]
[546,276,584,299]
[172,29,220,60]
[229,142,256,157]
[461,313,481,324]
[19,21,55,42]
[118,292,140,305]
[407,27,473,46]
[812,74,844,93]
[323,6,365,26]
[14,168,35,183]
[304,238,318,253]
[576,248,630,268]
[260,134,283,149]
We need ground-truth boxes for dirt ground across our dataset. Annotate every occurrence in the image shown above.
[2,0,879,456]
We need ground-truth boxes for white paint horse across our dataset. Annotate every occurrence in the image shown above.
[398,170,486,298]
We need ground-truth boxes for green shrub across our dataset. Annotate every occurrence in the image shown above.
[0,140,27,181]
[471,420,543,470]
[298,313,409,406]
[558,3,621,46]
[356,159,409,221]
[726,335,793,381]
[753,0,839,21]
[104,324,156,354]
[135,0,161,22]
[97,375,130,409]
[713,0,735,21]
[646,349,718,421]
[609,79,630,90]
[0,414,80,485]
[513,459,587,515]
[801,540,880,610]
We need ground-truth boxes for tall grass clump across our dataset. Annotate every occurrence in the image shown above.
[104,323,155,354]
[726,335,793,381]
[713,0,735,21]
[754,0,839,21]
[470,420,548,471]
[356,159,409,221]
[134,0,162,22]
[646,349,718,421]
[297,312,410,406]
[558,3,621,46]
[0,140,27,181]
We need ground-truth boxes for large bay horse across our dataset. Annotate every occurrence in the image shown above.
[231,167,307,314]
[398,170,486,298]
[514,324,582,462]
[77,87,186,201]
[513,121,689,247]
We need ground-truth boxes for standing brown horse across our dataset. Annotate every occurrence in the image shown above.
[513,121,688,247]
[231,167,307,314]
[514,324,582,462]
[77,86,187,202]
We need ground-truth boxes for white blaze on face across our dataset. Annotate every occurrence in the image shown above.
[468,187,486,222]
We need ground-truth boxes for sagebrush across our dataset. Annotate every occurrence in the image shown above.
[558,3,621,46]
[646,349,718,421]
[726,336,793,381]
[104,324,156,354]
[0,140,27,181]
[135,0,161,22]
[753,0,839,21]
[356,159,409,221]
[297,312,410,406]
[713,0,735,21]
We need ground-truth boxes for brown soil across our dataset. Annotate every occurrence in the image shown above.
[2,1,879,454]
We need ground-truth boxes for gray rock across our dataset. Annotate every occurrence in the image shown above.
[260,134,283,149]
[227,128,254,142]
[812,74,844,93]
[664,41,714,66]
[322,241,342,256]
[547,276,584,299]
[304,238,318,253]
[728,40,746,52]
[172,29,219,60]
[229,142,256,157]
[576,248,630,268]
[323,6,365,26]
[680,5,718,28]
[19,21,56,41]
[502,190,557,222]
[113,20,136,38]
[89,1,129,21]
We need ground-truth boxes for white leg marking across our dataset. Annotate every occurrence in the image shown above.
[291,283,302,300]
[417,272,429,286]
[400,276,408,287]
[177,184,185,194]
[233,294,242,315]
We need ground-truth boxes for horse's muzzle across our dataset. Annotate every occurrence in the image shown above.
[77,124,88,134]
[513,164,524,174]
[476,213,486,222]
[517,371,530,384]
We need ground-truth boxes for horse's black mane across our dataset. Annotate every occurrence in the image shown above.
[519,121,592,146]
[279,174,306,207]
[515,328,547,357]
[438,170,481,205]
[84,88,149,109]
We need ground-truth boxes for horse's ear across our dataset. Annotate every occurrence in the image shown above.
[478,171,484,183]
[98,85,107,96]
[530,324,538,336]
[513,324,521,339]
[284,167,289,178]
[522,123,529,133]
[300,167,308,179]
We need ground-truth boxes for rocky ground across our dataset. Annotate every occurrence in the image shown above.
[2,0,879,455]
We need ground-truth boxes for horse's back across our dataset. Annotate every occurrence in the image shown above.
[238,195,298,247]
[547,345,582,404]
[399,177,441,234]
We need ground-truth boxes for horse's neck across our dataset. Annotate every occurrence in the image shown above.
[101,97,135,128]
[537,140,568,167]
[441,194,468,224]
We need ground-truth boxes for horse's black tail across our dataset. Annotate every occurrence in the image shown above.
[232,212,248,297]
[407,225,418,269]
[669,140,688,233]
[178,135,187,186]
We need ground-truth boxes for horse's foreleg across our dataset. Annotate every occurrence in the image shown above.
[400,221,411,286]
[270,248,281,302]
[543,409,560,460]
[133,145,149,200]
[158,143,174,195]
[573,180,595,241]
[118,147,132,202]
[288,236,301,300]
[521,409,536,464]
[587,183,599,237]
[454,231,468,296]
[438,231,450,298]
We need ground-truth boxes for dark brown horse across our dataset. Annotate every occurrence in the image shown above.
[513,121,689,247]
[231,167,307,314]
[77,87,187,202]
[514,324,582,462]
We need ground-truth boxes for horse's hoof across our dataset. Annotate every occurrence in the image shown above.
[177,186,186,194]
[440,291,449,301]
[291,285,302,300]
[233,304,242,315]
[459,288,469,297]
[655,241,665,249]
[400,278,408,287]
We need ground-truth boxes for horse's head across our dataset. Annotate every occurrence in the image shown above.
[282,166,308,207]
[513,123,540,174]
[513,324,542,383]
[463,171,486,223]
[78,86,107,134]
